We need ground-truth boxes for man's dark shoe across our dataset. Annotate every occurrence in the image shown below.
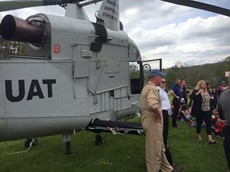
[173,165,183,172]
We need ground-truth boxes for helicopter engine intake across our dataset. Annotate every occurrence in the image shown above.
[0,15,47,44]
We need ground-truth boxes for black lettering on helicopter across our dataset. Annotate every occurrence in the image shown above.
[104,6,118,15]
[103,12,118,21]
[5,79,56,102]
[106,0,116,6]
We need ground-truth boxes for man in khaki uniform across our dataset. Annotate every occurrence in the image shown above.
[140,69,182,172]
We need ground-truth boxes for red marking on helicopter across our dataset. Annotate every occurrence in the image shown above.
[53,44,60,54]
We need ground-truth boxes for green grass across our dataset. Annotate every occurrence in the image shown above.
[0,117,228,172]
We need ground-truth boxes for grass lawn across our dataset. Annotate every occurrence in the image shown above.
[0,117,228,172]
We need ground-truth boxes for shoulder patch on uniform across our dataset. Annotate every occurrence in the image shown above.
[152,88,158,94]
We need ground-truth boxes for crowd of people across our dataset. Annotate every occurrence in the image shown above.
[170,78,228,140]
[140,69,230,172]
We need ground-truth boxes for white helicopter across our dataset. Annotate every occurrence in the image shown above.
[0,0,157,154]
[0,0,229,154]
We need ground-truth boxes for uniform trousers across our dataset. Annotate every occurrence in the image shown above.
[142,113,173,172]
[162,110,169,146]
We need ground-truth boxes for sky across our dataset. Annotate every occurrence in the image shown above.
[0,0,230,68]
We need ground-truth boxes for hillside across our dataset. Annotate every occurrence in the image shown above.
[163,61,230,89]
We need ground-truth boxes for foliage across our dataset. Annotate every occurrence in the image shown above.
[164,61,230,89]
[129,64,140,79]
[129,59,229,90]
[0,40,26,59]
[225,56,230,61]
[163,68,176,89]
[0,118,227,172]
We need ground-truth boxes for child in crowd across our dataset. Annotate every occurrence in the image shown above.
[211,110,225,137]
[178,99,193,125]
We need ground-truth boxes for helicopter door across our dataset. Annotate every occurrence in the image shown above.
[129,61,142,94]
[141,58,162,85]
[129,58,162,94]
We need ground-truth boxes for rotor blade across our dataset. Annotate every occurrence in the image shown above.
[161,0,230,17]
[0,0,44,12]
[0,0,84,12]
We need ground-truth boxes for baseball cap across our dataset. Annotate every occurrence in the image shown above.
[149,69,166,77]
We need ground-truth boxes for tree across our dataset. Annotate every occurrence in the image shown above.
[0,40,26,58]
[129,64,139,78]
[165,61,230,89]
[225,56,230,61]
[164,68,176,89]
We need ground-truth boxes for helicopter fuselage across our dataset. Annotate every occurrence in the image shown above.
[0,12,142,141]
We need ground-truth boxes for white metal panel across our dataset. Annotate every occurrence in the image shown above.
[47,14,95,60]
[114,86,128,98]
[0,60,91,141]
[74,59,89,78]
[88,59,129,94]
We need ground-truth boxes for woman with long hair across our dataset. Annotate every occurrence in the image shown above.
[190,80,216,144]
